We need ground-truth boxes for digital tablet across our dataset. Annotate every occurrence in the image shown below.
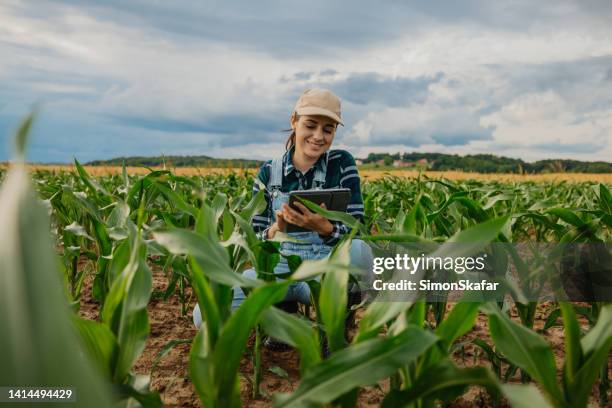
[286,188,351,233]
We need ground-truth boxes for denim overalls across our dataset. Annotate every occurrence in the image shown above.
[231,156,332,310]
[193,156,373,328]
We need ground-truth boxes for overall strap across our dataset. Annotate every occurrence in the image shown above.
[268,157,284,196]
[312,154,328,189]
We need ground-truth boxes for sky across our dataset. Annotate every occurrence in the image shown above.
[1,0,611,163]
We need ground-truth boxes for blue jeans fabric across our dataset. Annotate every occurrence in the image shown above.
[192,238,373,329]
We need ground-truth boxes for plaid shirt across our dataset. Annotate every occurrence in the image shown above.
[252,147,364,246]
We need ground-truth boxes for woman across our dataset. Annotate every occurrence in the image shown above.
[193,88,372,328]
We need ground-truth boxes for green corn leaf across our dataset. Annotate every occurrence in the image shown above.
[581,303,612,356]
[568,304,612,407]
[212,282,289,407]
[117,379,163,408]
[154,229,261,288]
[153,181,198,217]
[381,359,499,407]
[231,211,259,259]
[319,239,351,352]
[211,192,228,225]
[435,302,481,348]
[391,205,406,231]
[599,184,611,214]
[74,158,111,197]
[291,256,350,281]
[482,303,563,405]
[222,208,235,241]
[188,256,221,349]
[255,240,281,279]
[107,238,131,285]
[403,200,424,235]
[221,227,257,271]
[275,326,438,408]
[102,241,152,383]
[431,216,510,259]
[72,317,117,379]
[483,193,515,210]
[542,307,562,331]
[558,302,583,388]
[189,327,215,404]
[0,164,113,407]
[106,199,130,229]
[14,112,34,159]
[500,384,553,408]
[126,170,169,209]
[195,201,218,238]
[297,196,366,234]
[261,307,321,374]
[425,191,468,221]
[356,302,413,342]
[268,366,290,380]
[65,220,94,240]
[546,207,585,227]
[239,189,266,221]
[407,301,426,328]
[62,186,104,222]
[421,302,481,369]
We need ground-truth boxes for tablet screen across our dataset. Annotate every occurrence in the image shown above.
[286,189,351,233]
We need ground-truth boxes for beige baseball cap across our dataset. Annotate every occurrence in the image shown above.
[294,88,343,126]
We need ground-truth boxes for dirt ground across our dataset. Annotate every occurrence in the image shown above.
[78,267,610,408]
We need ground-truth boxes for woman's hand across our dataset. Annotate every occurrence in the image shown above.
[266,210,288,239]
[280,202,334,236]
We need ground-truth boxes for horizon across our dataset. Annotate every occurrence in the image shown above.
[1,1,611,163]
[1,150,611,167]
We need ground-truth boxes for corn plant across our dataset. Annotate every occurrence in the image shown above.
[482,302,612,407]
[5,113,611,407]
[0,116,113,408]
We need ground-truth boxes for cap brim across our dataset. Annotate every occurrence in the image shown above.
[295,107,343,126]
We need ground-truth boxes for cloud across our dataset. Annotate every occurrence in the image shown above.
[1,0,611,163]
[320,69,338,76]
[109,112,283,146]
[480,91,612,160]
[344,104,493,147]
[320,72,444,107]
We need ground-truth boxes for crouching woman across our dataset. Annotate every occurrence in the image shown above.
[193,88,372,329]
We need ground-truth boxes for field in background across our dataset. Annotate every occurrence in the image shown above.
[3,155,611,407]
[2,163,612,183]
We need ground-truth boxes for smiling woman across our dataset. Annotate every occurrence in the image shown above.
[193,89,373,339]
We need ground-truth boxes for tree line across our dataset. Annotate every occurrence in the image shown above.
[84,152,612,173]
[361,152,612,173]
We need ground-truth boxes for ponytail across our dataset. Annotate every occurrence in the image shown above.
[285,130,296,151]
[284,113,300,151]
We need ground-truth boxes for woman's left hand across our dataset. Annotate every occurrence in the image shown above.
[281,202,334,236]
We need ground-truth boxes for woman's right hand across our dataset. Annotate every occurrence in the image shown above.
[267,210,288,239]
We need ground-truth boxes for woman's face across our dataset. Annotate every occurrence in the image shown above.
[291,114,337,160]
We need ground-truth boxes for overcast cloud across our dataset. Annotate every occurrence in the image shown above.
[0,0,611,162]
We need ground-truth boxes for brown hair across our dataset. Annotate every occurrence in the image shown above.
[285,130,296,151]
[284,113,299,151]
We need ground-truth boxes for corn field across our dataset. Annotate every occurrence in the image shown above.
[1,117,611,408]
